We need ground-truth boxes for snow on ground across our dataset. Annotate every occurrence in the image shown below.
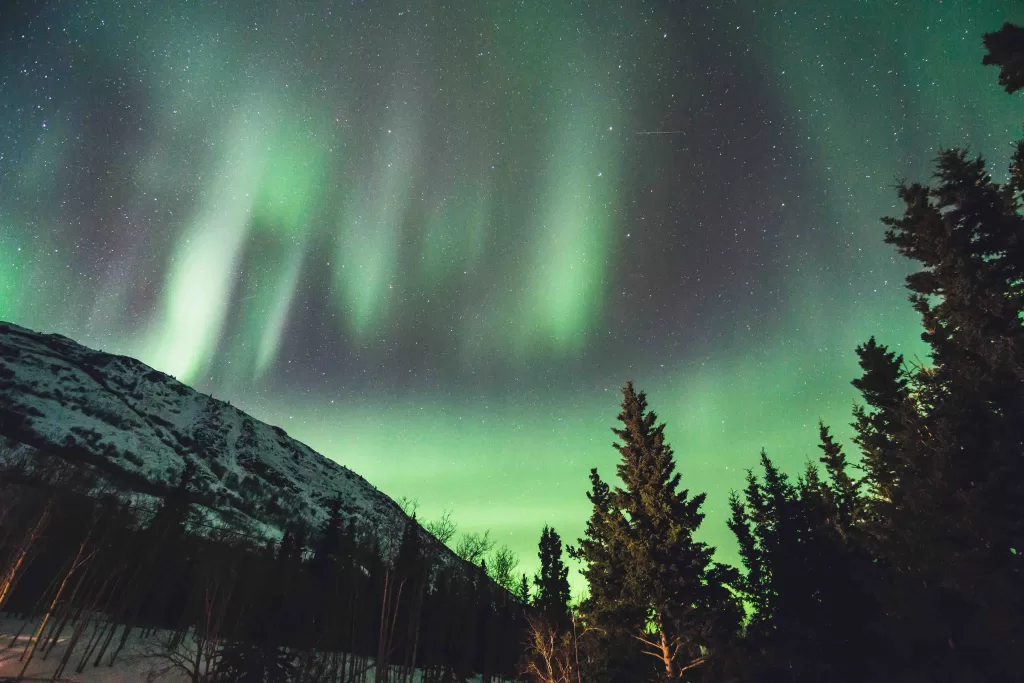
[0,616,403,683]
[0,616,192,682]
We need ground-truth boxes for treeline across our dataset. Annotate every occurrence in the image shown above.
[520,23,1024,683]
[0,450,526,682]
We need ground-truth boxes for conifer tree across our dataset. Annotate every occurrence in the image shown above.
[312,497,345,568]
[574,382,740,681]
[983,22,1024,94]
[848,337,924,552]
[515,574,531,605]
[151,458,197,537]
[815,422,859,531]
[533,526,571,629]
[571,467,642,683]
[728,451,881,683]
[877,147,1024,640]
[838,42,1024,675]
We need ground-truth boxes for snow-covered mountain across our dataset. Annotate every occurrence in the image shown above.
[0,320,415,544]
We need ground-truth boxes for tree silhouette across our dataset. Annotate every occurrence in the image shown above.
[533,526,571,630]
[983,22,1024,94]
[574,382,740,681]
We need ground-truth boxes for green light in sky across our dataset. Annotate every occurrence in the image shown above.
[4,0,1023,596]
[144,97,333,383]
[254,118,330,235]
[333,105,421,339]
[0,234,26,323]
[247,114,330,379]
[143,109,265,383]
[526,89,623,350]
[254,244,306,379]
[419,178,492,288]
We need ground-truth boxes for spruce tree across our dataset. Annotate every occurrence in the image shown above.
[533,526,571,629]
[873,145,1024,662]
[515,573,531,605]
[848,337,924,556]
[728,451,881,683]
[815,422,859,531]
[312,497,345,569]
[575,382,740,681]
[394,513,425,583]
[983,22,1024,94]
[838,42,1024,675]
[571,467,642,683]
[152,458,197,537]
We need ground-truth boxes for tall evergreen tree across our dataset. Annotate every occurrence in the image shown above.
[312,497,345,569]
[815,422,859,533]
[871,144,1024,667]
[574,382,740,682]
[533,526,571,629]
[728,451,881,683]
[848,337,925,558]
[151,458,198,537]
[834,43,1024,676]
[571,467,642,683]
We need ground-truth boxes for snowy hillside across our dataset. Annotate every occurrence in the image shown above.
[0,320,413,543]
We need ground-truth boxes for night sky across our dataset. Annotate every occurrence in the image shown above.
[2,0,1022,589]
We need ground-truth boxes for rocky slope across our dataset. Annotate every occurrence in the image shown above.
[0,320,414,543]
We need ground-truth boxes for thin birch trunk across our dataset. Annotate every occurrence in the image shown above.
[19,536,89,678]
[0,500,51,611]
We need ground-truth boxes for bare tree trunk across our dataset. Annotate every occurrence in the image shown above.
[109,623,136,665]
[376,570,402,683]
[188,628,205,683]
[7,615,31,649]
[77,614,108,671]
[42,554,101,661]
[406,577,425,683]
[19,535,89,678]
[73,569,121,672]
[193,577,232,683]
[658,626,675,681]
[572,613,582,683]
[385,580,405,683]
[41,600,77,659]
[52,607,95,681]
[0,500,50,611]
[376,570,390,683]
[93,621,122,667]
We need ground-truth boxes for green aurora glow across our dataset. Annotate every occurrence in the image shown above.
[1,0,1022,589]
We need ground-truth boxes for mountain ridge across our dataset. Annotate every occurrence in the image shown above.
[0,320,426,549]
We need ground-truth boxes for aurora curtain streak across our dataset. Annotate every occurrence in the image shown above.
[1,0,1021,586]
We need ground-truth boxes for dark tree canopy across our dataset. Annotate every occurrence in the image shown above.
[533,525,571,629]
[573,382,740,682]
[983,22,1024,94]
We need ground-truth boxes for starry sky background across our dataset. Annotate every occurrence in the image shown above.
[2,0,1022,590]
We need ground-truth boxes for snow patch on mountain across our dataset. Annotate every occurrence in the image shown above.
[0,321,409,541]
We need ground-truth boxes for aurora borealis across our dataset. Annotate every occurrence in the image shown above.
[2,0,1022,588]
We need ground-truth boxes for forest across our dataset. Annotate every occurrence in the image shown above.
[1,21,1024,683]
